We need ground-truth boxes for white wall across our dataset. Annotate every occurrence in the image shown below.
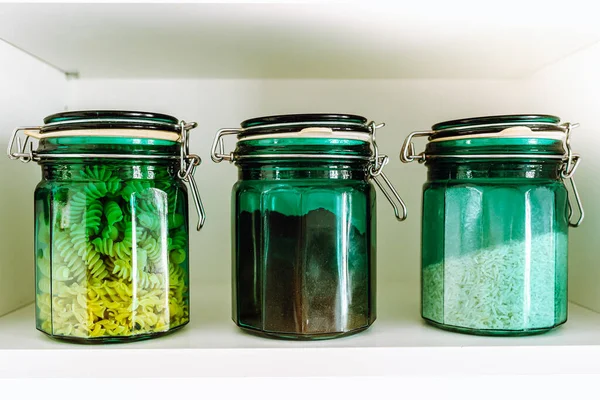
[0,40,66,316]
[67,78,535,288]
[527,42,600,312]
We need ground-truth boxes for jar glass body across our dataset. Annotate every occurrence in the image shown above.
[231,138,376,339]
[34,138,190,342]
[421,139,569,335]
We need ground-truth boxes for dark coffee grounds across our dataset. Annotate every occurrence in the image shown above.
[234,207,374,335]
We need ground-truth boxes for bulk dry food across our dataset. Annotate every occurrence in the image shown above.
[35,165,189,339]
[236,208,373,335]
[422,232,568,331]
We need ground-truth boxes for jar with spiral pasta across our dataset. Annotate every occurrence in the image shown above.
[8,110,206,343]
[400,114,584,336]
[212,114,407,339]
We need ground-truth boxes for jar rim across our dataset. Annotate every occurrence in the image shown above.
[425,136,567,158]
[234,136,373,162]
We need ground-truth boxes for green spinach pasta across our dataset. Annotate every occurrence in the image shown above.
[35,163,189,340]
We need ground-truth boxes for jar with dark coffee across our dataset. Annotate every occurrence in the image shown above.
[212,114,406,340]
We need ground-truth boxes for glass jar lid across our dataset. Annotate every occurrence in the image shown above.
[235,113,373,143]
[36,110,182,142]
[240,113,370,136]
[212,113,380,162]
[43,110,179,129]
[8,109,192,159]
[401,114,575,163]
[430,114,563,140]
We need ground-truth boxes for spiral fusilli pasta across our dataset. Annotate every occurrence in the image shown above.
[104,200,123,226]
[68,181,108,222]
[85,201,103,235]
[35,163,189,340]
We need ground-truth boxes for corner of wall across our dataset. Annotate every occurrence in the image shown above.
[0,40,68,317]
[527,41,600,313]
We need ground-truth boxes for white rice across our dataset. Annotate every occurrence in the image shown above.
[422,232,568,331]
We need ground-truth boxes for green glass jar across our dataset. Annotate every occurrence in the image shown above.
[401,115,584,336]
[212,114,406,340]
[8,110,206,343]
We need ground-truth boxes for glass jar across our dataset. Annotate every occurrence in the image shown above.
[212,114,406,340]
[401,115,584,336]
[7,110,206,343]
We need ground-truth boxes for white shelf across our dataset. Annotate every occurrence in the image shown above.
[1,2,600,79]
[1,283,600,378]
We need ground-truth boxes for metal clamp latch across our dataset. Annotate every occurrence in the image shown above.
[369,155,408,221]
[7,126,41,163]
[400,130,431,164]
[211,128,241,163]
[368,122,407,222]
[560,123,584,227]
[178,121,206,231]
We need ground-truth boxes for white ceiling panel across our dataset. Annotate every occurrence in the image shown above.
[0,2,599,79]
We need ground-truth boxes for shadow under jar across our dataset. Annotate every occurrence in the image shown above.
[401,114,584,336]
[8,110,206,343]
[212,114,406,340]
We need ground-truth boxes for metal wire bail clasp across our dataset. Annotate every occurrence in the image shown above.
[560,122,584,227]
[178,121,206,231]
[211,128,241,163]
[368,122,407,222]
[7,126,41,163]
[400,131,431,163]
